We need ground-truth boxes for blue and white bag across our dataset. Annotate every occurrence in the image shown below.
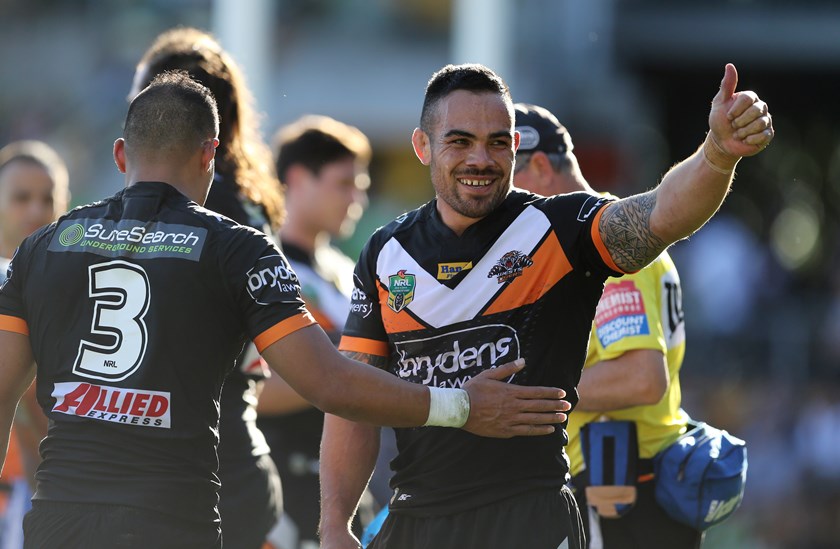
[653,420,747,530]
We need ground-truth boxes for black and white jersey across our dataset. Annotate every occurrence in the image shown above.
[0,181,314,524]
[340,189,623,515]
[0,257,9,286]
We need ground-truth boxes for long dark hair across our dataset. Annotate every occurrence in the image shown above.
[135,27,285,229]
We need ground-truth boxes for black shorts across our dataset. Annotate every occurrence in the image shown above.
[369,486,585,549]
[218,453,283,549]
[23,500,221,549]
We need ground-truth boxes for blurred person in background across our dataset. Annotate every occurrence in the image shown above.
[318,62,773,549]
[512,103,702,549]
[0,140,66,549]
[130,27,287,549]
[258,114,387,549]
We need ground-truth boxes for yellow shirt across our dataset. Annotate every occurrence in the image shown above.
[567,251,690,476]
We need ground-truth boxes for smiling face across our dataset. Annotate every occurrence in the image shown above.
[413,90,520,234]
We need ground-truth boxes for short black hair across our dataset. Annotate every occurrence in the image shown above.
[273,115,371,182]
[124,70,219,156]
[420,64,512,132]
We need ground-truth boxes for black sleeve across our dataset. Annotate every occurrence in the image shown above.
[542,191,625,278]
[219,226,316,352]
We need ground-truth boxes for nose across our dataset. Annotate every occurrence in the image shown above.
[466,144,493,168]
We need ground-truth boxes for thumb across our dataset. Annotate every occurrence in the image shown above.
[478,358,525,380]
[713,63,738,106]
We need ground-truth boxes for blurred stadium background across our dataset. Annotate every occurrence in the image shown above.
[1,1,839,547]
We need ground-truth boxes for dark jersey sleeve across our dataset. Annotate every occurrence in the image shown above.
[220,227,316,353]
[338,237,389,358]
[0,239,33,335]
[543,191,627,278]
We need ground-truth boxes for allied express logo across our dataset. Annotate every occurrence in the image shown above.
[387,270,416,312]
[487,250,533,283]
[51,381,171,428]
[58,223,85,246]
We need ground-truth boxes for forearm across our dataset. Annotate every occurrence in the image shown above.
[315,355,431,426]
[319,414,381,534]
[256,371,311,416]
[262,327,432,428]
[600,136,736,273]
[575,349,668,412]
[650,134,737,245]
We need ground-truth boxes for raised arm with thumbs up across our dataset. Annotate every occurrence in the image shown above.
[597,63,774,274]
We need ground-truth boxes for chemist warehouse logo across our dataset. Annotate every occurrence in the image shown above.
[594,280,650,347]
[246,254,301,305]
[51,382,170,428]
[49,219,207,262]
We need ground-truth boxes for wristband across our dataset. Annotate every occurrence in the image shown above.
[702,133,740,175]
[424,387,470,428]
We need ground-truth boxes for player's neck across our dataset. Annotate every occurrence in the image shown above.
[279,221,321,257]
[125,168,210,205]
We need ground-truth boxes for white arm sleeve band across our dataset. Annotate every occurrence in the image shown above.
[424,387,470,428]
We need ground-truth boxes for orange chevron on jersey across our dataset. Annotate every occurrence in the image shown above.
[482,231,572,316]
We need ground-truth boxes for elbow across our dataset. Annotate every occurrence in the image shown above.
[311,383,357,419]
[636,374,669,406]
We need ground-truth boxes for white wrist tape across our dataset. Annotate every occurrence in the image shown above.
[424,387,470,428]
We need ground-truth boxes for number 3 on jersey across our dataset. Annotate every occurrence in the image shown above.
[73,260,150,381]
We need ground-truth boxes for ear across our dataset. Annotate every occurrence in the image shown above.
[530,151,553,178]
[113,139,127,173]
[201,138,219,172]
[513,129,521,153]
[411,128,431,166]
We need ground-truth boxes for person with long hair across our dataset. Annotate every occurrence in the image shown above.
[130,27,286,548]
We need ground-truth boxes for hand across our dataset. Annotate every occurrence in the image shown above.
[319,526,362,549]
[462,358,570,438]
[709,63,774,158]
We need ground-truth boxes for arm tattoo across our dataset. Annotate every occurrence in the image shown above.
[341,350,388,370]
[598,192,667,272]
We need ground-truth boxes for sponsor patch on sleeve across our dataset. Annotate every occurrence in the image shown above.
[0,252,13,288]
[349,275,374,319]
[51,381,171,428]
[246,254,302,305]
[594,280,649,347]
[577,195,609,222]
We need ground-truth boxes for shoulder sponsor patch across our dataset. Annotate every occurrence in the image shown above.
[387,270,416,312]
[349,278,374,319]
[48,219,207,261]
[0,253,12,288]
[246,254,302,305]
[577,195,609,222]
[437,261,472,280]
[594,280,649,347]
[51,381,170,428]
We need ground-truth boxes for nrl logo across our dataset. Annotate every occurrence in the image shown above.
[488,250,533,283]
[387,269,416,312]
